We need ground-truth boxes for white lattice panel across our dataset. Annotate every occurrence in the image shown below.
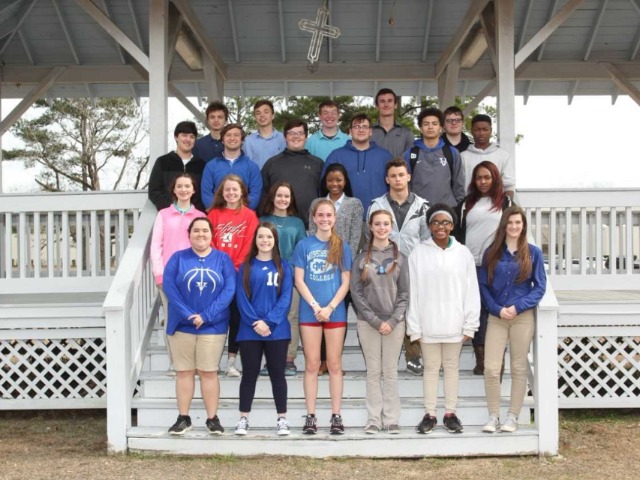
[558,335,640,407]
[0,337,107,401]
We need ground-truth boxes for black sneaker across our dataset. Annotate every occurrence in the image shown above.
[415,414,437,434]
[330,414,345,435]
[302,414,317,434]
[206,415,225,435]
[443,414,463,433]
[406,358,424,376]
[168,415,192,435]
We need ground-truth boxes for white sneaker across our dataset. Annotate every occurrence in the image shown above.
[235,416,249,436]
[276,417,290,436]
[482,415,500,433]
[500,413,518,432]
[226,358,241,377]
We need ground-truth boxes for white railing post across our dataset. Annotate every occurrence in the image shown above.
[534,285,559,456]
[104,307,132,453]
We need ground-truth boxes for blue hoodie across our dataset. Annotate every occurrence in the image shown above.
[403,138,465,207]
[324,140,393,218]
[201,154,263,211]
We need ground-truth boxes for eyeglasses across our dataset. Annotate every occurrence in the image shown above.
[445,118,463,124]
[430,220,452,228]
[351,125,371,131]
[286,131,306,138]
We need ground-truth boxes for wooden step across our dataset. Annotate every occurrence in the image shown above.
[138,369,513,399]
[127,425,539,457]
[132,396,533,429]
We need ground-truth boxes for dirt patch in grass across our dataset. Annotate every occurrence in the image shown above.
[0,410,638,480]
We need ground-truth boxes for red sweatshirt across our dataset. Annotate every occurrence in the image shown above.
[207,206,259,269]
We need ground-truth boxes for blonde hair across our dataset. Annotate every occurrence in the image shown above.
[312,199,345,271]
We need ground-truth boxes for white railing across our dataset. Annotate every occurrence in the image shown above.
[0,191,148,291]
[103,200,159,453]
[518,188,640,290]
[532,283,559,455]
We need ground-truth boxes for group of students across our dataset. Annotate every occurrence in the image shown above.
[148,96,546,438]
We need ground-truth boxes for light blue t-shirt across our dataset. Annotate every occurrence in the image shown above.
[305,130,350,161]
[243,130,286,169]
[290,235,352,323]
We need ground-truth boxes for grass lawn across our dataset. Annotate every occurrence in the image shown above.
[0,409,638,480]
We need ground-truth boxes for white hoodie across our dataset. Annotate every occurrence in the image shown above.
[406,236,480,343]
[461,143,515,193]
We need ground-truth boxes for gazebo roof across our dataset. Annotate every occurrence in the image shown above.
[1,0,639,103]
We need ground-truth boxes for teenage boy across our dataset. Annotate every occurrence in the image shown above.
[371,88,414,157]
[261,119,324,226]
[404,107,465,207]
[200,124,263,210]
[367,158,430,375]
[148,121,206,212]
[243,99,286,170]
[441,106,471,153]
[461,114,515,197]
[324,113,393,217]
[305,100,350,161]
[192,101,228,162]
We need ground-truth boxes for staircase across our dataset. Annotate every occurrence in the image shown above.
[127,314,539,457]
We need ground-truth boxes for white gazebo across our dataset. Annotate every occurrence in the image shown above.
[1,0,639,456]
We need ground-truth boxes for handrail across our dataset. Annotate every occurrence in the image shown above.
[104,200,159,453]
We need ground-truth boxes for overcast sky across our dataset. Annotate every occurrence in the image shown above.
[2,95,639,192]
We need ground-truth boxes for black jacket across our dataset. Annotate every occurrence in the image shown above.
[148,152,206,212]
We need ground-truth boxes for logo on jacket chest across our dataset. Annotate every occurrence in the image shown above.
[215,220,248,246]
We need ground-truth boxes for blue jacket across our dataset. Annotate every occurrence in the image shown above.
[324,140,392,218]
[235,258,293,341]
[163,247,236,335]
[201,154,263,210]
[478,243,547,317]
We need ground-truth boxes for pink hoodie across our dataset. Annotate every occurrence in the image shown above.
[150,204,206,284]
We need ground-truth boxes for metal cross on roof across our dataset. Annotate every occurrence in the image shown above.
[298,6,341,65]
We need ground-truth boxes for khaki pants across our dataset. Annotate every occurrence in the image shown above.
[357,320,406,428]
[484,309,535,417]
[421,341,463,416]
[287,289,301,359]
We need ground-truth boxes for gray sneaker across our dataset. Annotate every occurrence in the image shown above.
[364,424,380,434]
[500,413,518,432]
[235,416,249,436]
[386,424,401,434]
[482,415,500,433]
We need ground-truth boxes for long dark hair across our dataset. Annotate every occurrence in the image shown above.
[259,181,300,217]
[242,222,283,299]
[484,206,531,284]
[465,161,504,212]
[360,209,399,283]
[319,163,354,198]
[168,173,197,202]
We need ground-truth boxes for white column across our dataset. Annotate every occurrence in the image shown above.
[495,0,516,165]
[0,78,3,193]
[149,0,169,172]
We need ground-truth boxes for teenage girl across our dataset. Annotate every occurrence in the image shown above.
[479,206,546,433]
[259,182,306,375]
[350,209,409,434]
[454,160,513,375]
[150,174,205,370]
[234,222,294,436]
[207,174,259,377]
[291,199,352,435]
[309,163,363,375]
[407,203,480,435]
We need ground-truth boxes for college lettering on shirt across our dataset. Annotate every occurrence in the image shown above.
[215,220,249,249]
[306,248,336,282]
